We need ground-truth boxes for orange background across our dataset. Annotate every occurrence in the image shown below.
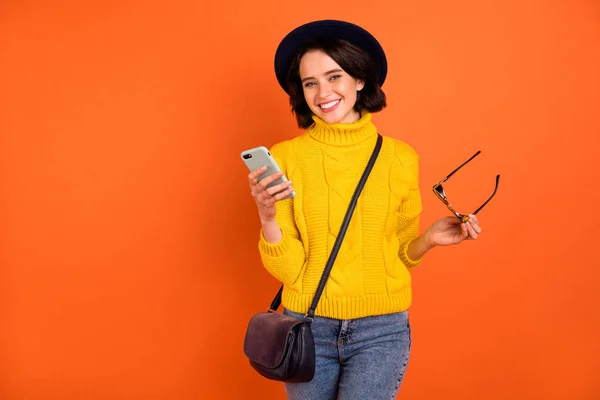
[1,0,599,399]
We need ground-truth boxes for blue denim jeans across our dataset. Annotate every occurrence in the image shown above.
[283,308,412,400]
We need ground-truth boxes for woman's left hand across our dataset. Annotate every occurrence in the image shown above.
[425,214,482,247]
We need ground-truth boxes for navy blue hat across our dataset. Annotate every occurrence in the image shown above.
[274,19,388,94]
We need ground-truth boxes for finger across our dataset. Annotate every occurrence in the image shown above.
[258,171,284,189]
[257,184,288,203]
[446,216,462,225]
[261,184,295,206]
[251,185,264,198]
[271,186,295,202]
[467,215,482,234]
[250,170,283,196]
[251,179,268,197]
[461,223,469,239]
[261,194,277,207]
[248,166,267,187]
[248,166,267,180]
[265,180,293,196]
[469,214,480,226]
[465,222,478,239]
[256,189,274,204]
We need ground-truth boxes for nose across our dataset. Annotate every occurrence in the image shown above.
[318,81,332,99]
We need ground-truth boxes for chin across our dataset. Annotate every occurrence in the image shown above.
[322,114,342,124]
[314,110,345,124]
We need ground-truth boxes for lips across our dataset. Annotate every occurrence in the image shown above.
[318,99,340,113]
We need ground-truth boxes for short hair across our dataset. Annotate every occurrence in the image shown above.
[285,37,387,129]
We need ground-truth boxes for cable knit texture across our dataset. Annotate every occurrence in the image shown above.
[258,112,423,320]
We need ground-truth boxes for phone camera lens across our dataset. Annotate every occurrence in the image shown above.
[243,154,252,159]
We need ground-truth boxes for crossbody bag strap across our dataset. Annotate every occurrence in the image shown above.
[267,134,383,320]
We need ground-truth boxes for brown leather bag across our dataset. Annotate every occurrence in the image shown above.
[243,134,382,382]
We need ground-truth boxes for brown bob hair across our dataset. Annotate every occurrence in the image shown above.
[285,37,387,129]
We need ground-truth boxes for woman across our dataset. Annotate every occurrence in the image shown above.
[246,20,482,399]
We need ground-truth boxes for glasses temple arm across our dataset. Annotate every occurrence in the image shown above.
[473,175,500,216]
[443,151,482,182]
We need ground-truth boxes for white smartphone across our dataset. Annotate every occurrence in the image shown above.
[241,146,296,200]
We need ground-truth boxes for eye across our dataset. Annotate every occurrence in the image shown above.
[304,81,316,88]
[329,74,342,81]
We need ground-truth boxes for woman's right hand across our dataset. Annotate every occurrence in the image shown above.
[248,166,294,223]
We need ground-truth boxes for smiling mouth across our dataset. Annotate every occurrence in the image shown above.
[318,99,340,111]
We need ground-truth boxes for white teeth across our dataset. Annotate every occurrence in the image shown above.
[320,100,340,109]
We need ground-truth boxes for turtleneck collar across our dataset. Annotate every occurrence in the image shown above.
[307,112,378,146]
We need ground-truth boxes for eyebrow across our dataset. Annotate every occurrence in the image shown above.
[301,69,343,83]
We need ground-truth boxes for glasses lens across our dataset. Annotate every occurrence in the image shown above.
[434,185,447,200]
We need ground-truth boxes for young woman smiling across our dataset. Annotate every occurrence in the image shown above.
[245,20,483,400]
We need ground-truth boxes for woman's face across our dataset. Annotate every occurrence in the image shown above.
[299,50,365,125]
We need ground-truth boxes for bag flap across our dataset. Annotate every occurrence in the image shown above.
[244,312,303,369]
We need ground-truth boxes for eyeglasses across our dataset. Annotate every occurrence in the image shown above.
[432,151,500,223]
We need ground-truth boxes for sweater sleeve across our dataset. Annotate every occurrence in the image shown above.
[396,147,424,269]
[257,142,306,285]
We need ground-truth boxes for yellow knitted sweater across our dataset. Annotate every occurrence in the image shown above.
[258,112,423,320]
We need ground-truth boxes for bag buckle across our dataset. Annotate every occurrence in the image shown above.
[303,313,314,323]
